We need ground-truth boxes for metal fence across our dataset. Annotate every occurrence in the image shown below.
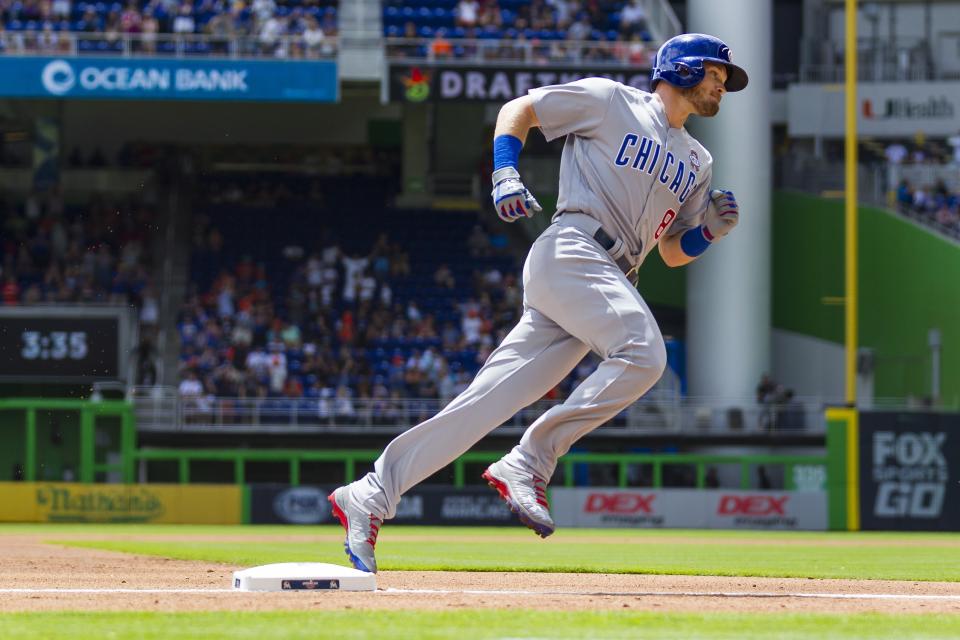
[0,31,338,59]
[384,36,656,67]
[799,36,959,83]
[131,385,835,436]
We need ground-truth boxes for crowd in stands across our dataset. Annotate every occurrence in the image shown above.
[385,0,655,62]
[0,0,338,57]
[177,201,607,424]
[894,178,960,238]
[0,190,161,383]
[0,0,656,62]
[0,190,155,309]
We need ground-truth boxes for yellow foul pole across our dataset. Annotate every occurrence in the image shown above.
[844,0,858,406]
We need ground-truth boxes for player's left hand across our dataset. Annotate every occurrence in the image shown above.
[491,167,542,223]
[704,189,739,241]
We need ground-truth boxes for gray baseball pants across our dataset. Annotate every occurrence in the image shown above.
[348,220,667,519]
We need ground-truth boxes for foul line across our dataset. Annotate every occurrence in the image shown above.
[0,588,236,594]
[383,588,960,601]
[1,587,959,601]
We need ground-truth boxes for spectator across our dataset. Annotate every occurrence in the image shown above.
[430,28,453,59]
[302,15,327,58]
[949,130,960,166]
[51,0,71,19]
[705,466,720,488]
[884,142,908,166]
[566,13,591,41]
[478,0,502,28]
[141,10,159,53]
[618,0,647,38]
[467,224,491,257]
[455,0,480,28]
[172,4,195,34]
[756,373,777,404]
[179,371,203,397]
[546,0,573,29]
[433,263,455,289]
[121,0,143,34]
[258,14,287,55]
[896,179,912,209]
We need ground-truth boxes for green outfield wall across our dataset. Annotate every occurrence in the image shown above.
[774,192,960,403]
[623,191,960,402]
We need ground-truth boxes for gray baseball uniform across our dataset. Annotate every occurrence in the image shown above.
[348,77,714,520]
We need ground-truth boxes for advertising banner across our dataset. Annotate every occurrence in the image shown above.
[0,56,338,102]
[787,82,960,137]
[552,488,827,530]
[250,484,512,525]
[0,482,242,524]
[386,64,651,103]
[858,412,959,531]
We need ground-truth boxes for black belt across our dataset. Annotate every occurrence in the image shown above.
[554,212,639,282]
[592,226,635,276]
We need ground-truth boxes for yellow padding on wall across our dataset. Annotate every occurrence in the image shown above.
[0,483,241,524]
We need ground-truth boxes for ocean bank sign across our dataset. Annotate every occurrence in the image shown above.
[0,56,338,102]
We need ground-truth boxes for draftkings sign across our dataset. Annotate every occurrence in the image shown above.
[386,64,650,103]
[858,412,959,531]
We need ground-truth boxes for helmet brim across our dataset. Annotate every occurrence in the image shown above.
[712,59,748,92]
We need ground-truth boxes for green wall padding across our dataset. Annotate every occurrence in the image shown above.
[773,191,960,402]
[772,192,845,343]
[0,411,26,481]
[636,249,687,308]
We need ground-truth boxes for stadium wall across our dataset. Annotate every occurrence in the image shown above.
[44,95,401,158]
[773,192,960,403]
[606,190,960,402]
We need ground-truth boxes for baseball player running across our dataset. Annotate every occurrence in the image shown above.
[330,33,747,573]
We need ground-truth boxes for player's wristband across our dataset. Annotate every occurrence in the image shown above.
[493,134,523,170]
[680,225,713,257]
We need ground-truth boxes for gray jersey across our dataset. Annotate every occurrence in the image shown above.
[529,77,713,269]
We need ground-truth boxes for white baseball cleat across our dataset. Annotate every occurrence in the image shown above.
[482,459,555,538]
[328,487,381,574]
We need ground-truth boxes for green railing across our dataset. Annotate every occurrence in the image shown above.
[136,448,828,490]
[0,398,135,483]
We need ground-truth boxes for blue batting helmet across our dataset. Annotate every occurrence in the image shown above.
[651,33,748,92]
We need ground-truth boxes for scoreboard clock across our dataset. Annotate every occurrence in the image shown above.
[0,307,135,382]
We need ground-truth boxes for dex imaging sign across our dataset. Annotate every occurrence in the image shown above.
[0,56,337,102]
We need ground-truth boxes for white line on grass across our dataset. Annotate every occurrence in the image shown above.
[381,588,960,601]
[1,587,959,600]
[0,588,236,594]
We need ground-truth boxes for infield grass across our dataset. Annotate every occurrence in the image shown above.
[7,524,957,582]
[1,611,960,640]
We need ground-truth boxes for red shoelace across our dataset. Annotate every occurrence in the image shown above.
[366,514,382,547]
[533,476,549,508]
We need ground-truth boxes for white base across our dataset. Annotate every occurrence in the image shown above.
[232,563,376,592]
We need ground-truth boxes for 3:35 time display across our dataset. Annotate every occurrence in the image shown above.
[20,331,89,361]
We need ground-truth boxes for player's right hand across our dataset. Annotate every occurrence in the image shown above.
[704,189,739,240]
[491,167,542,223]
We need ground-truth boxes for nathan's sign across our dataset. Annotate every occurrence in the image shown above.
[36,484,165,522]
[387,65,651,103]
[0,482,242,524]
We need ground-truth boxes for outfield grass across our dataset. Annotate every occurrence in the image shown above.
[2,611,960,640]
[8,524,956,582]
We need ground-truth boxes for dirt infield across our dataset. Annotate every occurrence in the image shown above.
[2,534,959,615]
